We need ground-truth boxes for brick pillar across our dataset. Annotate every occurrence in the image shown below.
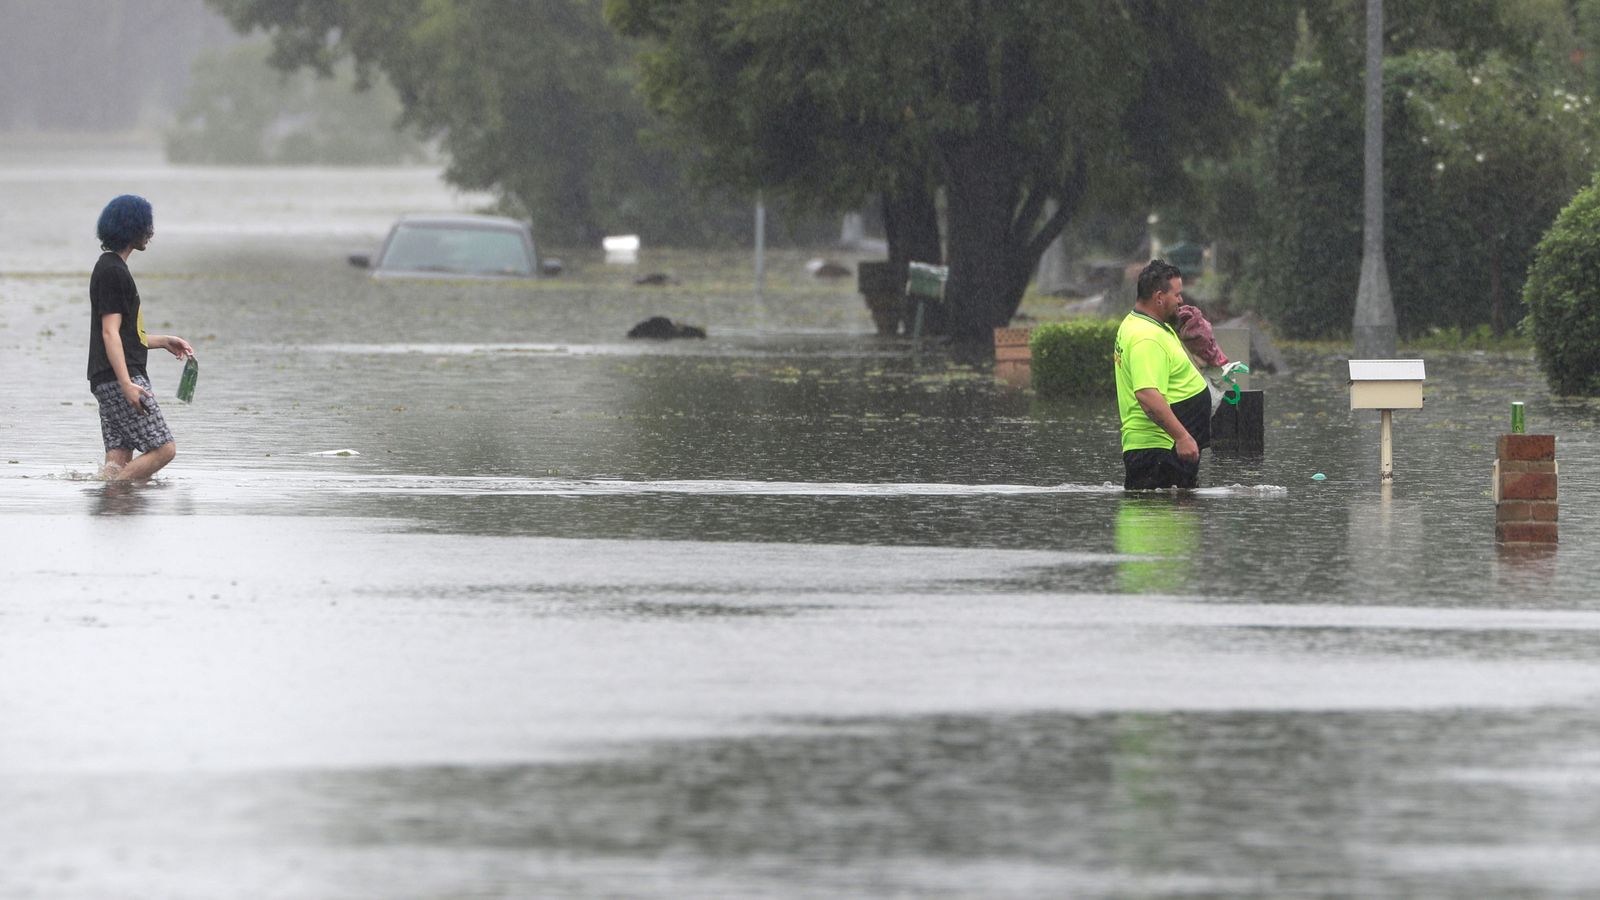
[1495,434,1557,544]
[993,327,1032,388]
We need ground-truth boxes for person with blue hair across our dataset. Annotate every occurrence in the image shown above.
[87,194,193,480]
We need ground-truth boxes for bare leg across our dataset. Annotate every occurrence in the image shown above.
[99,448,132,480]
[108,442,176,481]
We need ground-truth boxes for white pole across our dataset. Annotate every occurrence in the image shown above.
[1354,0,1397,357]
[1379,409,1394,480]
[755,192,766,298]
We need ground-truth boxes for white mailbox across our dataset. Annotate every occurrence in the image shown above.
[1349,359,1425,410]
[1348,359,1425,481]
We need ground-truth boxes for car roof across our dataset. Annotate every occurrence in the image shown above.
[393,213,529,231]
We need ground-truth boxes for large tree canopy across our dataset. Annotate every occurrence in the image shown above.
[207,0,742,244]
[609,0,1302,340]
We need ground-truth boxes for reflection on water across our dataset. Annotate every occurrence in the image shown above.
[91,480,149,516]
[11,708,1600,896]
[1115,496,1200,594]
[7,148,1600,897]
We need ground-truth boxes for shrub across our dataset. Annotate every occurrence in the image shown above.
[1522,176,1600,395]
[1029,319,1121,399]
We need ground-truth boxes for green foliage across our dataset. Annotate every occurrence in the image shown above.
[1300,0,1551,70]
[1240,50,1595,340]
[165,41,426,165]
[1522,175,1600,395]
[1028,319,1120,399]
[204,0,798,244]
[609,0,1302,339]
[1403,324,1530,351]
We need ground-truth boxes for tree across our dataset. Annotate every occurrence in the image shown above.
[609,0,1301,341]
[205,0,756,244]
[1242,50,1594,339]
[1209,0,1591,339]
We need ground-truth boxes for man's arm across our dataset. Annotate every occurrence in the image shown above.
[100,312,149,411]
[1134,387,1199,463]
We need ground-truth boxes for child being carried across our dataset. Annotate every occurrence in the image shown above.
[1174,301,1247,411]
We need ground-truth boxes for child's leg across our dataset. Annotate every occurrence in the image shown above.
[112,441,176,481]
[99,448,132,479]
[94,374,177,482]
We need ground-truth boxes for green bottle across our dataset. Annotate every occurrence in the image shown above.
[176,355,199,403]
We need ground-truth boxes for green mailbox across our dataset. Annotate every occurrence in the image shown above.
[907,261,948,300]
[905,262,948,342]
[1165,242,1204,278]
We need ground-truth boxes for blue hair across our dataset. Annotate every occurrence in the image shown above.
[97,194,153,252]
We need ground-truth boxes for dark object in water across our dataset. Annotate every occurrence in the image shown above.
[627,316,706,339]
[806,258,852,278]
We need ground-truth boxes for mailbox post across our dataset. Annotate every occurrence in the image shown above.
[1348,359,1425,480]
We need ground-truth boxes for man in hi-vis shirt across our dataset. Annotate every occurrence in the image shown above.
[1113,259,1211,490]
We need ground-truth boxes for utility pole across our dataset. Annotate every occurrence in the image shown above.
[1354,0,1397,358]
[755,192,766,298]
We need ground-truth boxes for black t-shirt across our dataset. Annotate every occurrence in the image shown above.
[1170,389,1212,450]
[87,251,147,385]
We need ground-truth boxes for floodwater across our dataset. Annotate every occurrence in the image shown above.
[5,142,1600,898]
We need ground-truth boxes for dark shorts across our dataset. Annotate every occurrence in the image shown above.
[1123,389,1210,490]
[1123,447,1201,490]
[92,373,175,453]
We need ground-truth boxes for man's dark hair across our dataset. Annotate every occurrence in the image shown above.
[1136,259,1182,301]
[97,194,153,252]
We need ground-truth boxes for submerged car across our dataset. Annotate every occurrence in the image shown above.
[350,213,559,279]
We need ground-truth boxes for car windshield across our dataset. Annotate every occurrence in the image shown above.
[379,224,532,276]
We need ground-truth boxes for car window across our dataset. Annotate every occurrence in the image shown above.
[380,224,532,276]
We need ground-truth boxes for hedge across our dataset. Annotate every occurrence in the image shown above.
[1523,175,1600,396]
[1029,318,1120,399]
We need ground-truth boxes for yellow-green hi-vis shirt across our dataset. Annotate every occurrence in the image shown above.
[1113,311,1208,452]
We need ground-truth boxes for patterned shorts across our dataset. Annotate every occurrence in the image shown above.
[92,373,175,453]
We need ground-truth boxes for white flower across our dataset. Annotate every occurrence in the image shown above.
[1435,161,1446,172]
[1475,152,1486,163]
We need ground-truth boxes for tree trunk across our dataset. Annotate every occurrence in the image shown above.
[944,156,1025,342]
[882,180,942,272]
[1489,242,1504,337]
[940,141,1084,344]
[881,180,943,335]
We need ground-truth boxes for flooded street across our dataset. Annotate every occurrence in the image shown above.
[6,145,1600,898]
